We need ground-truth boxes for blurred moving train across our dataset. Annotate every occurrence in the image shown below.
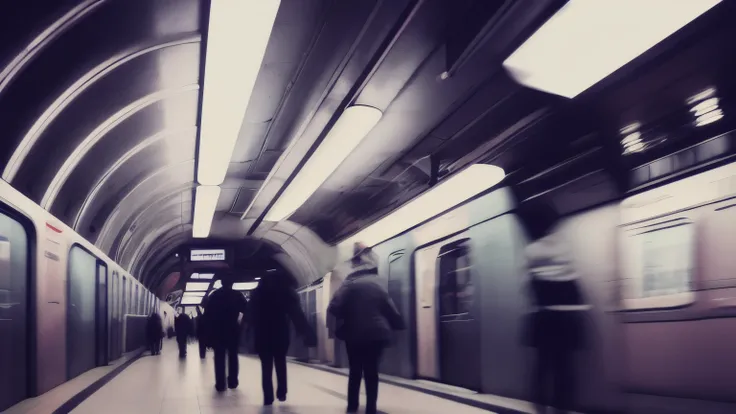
[293,160,736,414]
[0,180,173,412]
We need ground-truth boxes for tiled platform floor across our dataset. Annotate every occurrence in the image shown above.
[70,341,498,414]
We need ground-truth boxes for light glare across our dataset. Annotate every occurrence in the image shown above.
[197,0,281,185]
[503,0,721,98]
[265,105,383,221]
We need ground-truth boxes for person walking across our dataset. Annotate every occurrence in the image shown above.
[328,243,405,414]
[248,270,317,406]
[204,271,248,392]
[195,305,208,359]
[518,200,590,414]
[145,312,163,355]
[174,306,192,358]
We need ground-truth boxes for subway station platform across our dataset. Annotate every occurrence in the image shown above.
[65,341,499,414]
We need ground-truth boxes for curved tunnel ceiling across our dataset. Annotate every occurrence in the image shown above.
[2,0,733,291]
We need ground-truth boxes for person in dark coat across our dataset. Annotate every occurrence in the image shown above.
[195,305,207,359]
[146,312,163,355]
[204,272,248,392]
[174,306,192,358]
[327,243,405,414]
[518,200,590,414]
[248,271,317,405]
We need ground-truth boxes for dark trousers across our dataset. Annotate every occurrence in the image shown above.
[199,339,207,359]
[532,347,576,413]
[259,349,288,402]
[176,336,187,357]
[346,341,384,414]
[214,340,240,388]
[149,339,162,355]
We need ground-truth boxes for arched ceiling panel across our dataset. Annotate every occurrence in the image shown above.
[94,161,194,252]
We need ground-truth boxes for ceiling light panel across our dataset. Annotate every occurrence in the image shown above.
[185,282,210,292]
[193,185,221,238]
[233,282,259,291]
[265,105,383,222]
[197,0,281,185]
[191,273,215,280]
[351,164,505,247]
[183,291,206,297]
[503,0,721,98]
[181,296,203,305]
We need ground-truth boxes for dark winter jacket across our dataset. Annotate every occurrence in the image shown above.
[327,250,404,344]
[174,313,192,339]
[203,287,248,347]
[146,313,163,342]
[248,275,316,354]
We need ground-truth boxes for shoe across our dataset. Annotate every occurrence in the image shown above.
[228,380,239,389]
[277,394,286,402]
[215,384,226,393]
[346,407,358,413]
[264,399,274,406]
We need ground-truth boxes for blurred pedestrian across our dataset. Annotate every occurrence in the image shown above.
[204,271,248,392]
[248,270,316,405]
[328,243,405,414]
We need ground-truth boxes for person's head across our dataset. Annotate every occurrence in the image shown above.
[351,242,377,268]
[516,198,560,241]
[218,270,235,290]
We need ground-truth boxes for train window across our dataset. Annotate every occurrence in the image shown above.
[387,250,405,316]
[437,239,475,318]
[622,220,695,309]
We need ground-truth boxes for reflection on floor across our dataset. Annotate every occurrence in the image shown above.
[71,340,497,414]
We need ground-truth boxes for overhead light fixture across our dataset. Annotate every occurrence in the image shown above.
[255,277,262,280]
[197,0,281,186]
[183,291,206,298]
[185,282,210,292]
[193,185,221,238]
[233,282,259,291]
[181,296,203,305]
[503,0,721,98]
[191,273,215,280]
[349,164,505,247]
[265,105,383,221]
[620,124,645,155]
[688,88,724,127]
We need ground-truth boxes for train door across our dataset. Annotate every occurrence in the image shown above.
[437,239,481,390]
[414,234,481,390]
[67,246,98,379]
[0,209,30,412]
[108,271,118,361]
[95,262,108,366]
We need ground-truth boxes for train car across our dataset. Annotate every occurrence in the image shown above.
[302,159,736,414]
[0,179,171,411]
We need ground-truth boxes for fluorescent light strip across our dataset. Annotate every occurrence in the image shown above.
[266,105,383,221]
[183,291,206,297]
[181,296,203,305]
[191,273,215,280]
[503,0,721,98]
[233,282,259,291]
[185,282,210,292]
[197,0,281,186]
[193,185,221,238]
[350,164,505,247]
